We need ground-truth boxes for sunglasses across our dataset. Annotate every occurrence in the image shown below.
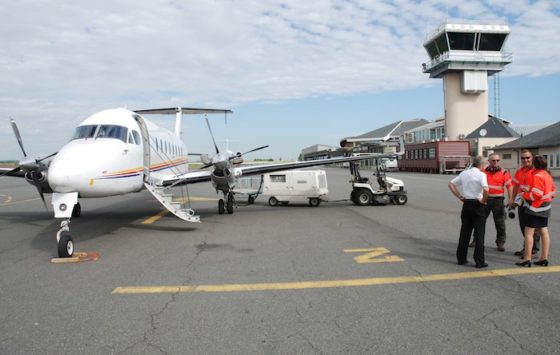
[491,159,500,162]
[521,157,531,160]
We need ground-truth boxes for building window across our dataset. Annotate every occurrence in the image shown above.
[429,148,436,159]
[270,175,286,183]
[503,153,512,160]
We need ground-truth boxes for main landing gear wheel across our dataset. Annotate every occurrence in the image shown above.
[218,199,225,214]
[57,232,74,258]
[72,202,81,218]
[226,193,234,214]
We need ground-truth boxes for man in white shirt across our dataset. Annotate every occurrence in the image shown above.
[448,156,489,268]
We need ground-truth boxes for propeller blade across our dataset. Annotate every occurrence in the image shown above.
[205,116,220,154]
[30,172,48,210]
[229,145,269,160]
[37,151,58,163]
[10,119,28,157]
[0,166,22,177]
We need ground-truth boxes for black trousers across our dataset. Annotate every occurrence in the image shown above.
[518,205,541,250]
[457,200,487,265]
[485,197,506,246]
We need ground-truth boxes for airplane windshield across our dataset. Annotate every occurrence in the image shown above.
[72,124,128,143]
[72,125,97,140]
[96,125,128,142]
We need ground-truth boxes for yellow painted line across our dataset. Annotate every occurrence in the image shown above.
[0,197,42,207]
[141,210,169,224]
[0,194,13,204]
[344,247,404,263]
[112,266,560,294]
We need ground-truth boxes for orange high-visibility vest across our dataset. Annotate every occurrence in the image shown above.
[512,166,534,194]
[523,169,556,214]
[485,168,512,197]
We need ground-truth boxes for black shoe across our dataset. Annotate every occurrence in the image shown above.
[534,259,549,267]
[516,260,532,267]
[469,241,475,248]
[514,249,524,256]
[497,245,505,252]
[458,260,468,265]
[475,263,488,269]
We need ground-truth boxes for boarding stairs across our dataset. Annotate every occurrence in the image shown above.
[144,183,200,223]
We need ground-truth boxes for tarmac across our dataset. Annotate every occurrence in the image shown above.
[1,167,559,354]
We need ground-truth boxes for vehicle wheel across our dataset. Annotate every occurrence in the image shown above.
[72,203,81,218]
[356,189,373,206]
[268,197,278,207]
[248,196,255,204]
[57,232,74,258]
[350,190,357,204]
[395,194,408,205]
[218,199,225,214]
[226,198,234,214]
[309,198,321,207]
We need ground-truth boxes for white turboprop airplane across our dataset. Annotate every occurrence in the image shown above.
[1,107,397,258]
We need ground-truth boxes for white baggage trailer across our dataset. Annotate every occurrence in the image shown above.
[263,170,328,207]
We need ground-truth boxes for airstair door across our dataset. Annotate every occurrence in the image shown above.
[133,114,151,182]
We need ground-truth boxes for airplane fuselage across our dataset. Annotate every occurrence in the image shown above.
[46,108,188,198]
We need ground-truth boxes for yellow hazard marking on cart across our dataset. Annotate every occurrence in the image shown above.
[344,247,404,263]
[112,266,560,294]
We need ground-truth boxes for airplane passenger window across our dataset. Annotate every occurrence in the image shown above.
[132,130,141,145]
[72,125,97,140]
[96,125,128,142]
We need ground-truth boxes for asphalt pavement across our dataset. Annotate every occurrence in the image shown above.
[1,167,559,354]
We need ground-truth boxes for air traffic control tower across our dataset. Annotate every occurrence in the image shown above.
[422,23,512,140]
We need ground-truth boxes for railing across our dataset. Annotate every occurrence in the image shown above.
[422,51,513,72]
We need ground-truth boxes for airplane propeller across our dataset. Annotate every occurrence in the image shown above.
[199,117,269,169]
[1,119,57,209]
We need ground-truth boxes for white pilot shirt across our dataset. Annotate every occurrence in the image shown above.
[450,167,488,200]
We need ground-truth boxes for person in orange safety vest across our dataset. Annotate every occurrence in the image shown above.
[483,153,512,251]
[516,155,556,267]
[508,149,541,256]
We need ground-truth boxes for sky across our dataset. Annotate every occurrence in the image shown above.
[1,0,559,161]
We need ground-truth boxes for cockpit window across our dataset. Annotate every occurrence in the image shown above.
[72,125,97,140]
[96,125,128,142]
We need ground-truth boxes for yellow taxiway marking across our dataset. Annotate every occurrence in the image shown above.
[0,196,42,207]
[0,194,13,204]
[344,247,404,263]
[142,210,169,224]
[112,266,560,294]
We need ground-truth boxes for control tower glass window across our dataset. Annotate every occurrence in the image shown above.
[448,32,475,50]
[426,41,439,59]
[435,33,448,53]
[479,33,507,51]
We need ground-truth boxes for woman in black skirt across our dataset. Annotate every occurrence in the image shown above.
[517,155,556,267]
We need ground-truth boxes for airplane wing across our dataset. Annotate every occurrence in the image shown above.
[159,153,395,187]
[234,154,396,177]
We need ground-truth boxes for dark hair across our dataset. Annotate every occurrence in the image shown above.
[533,155,548,170]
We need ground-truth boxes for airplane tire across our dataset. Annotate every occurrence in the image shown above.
[58,232,74,258]
[268,197,279,207]
[226,198,234,214]
[356,189,372,206]
[309,198,321,207]
[395,195,408,205]
[218,199,225,214]
[72,203,81,218]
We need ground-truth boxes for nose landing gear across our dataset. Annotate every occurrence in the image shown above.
[217,191,235,215]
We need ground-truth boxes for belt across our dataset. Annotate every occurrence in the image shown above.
[463,199,479,202]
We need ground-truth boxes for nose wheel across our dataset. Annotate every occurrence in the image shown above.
[218,192,235,215]
[56,219,74,258]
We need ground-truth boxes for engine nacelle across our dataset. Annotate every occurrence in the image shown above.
[25,171,53,193]
[231,156,244,165]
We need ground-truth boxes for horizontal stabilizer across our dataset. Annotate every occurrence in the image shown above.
[134,107,232,115]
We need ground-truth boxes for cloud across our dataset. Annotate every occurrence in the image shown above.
[0,0,559,159]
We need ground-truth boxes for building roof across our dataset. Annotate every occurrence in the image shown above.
[494,121,560,150]
[344,119,429,142]
[465,115,520,139]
